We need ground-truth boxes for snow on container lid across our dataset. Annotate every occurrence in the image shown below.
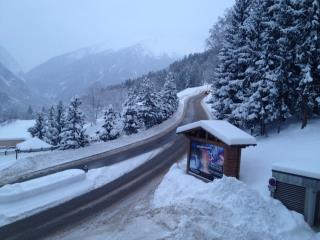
[272,158,320,180]
[176,120,257,146]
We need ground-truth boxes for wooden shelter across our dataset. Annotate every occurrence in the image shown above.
[176,120,256,181]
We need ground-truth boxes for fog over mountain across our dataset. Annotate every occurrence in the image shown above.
[0,46,24,79]
[0,0,234,71]
[26,43,177,102]
[0,46,47,120]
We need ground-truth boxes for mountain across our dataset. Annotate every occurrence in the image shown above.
[0,62,39,120]
[26,43,176,101]
[0,46,24,79]
[0,47,46,121]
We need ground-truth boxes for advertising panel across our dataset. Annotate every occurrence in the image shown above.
[189,140,224,180]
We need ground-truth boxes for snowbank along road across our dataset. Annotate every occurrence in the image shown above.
[0,93,208,240]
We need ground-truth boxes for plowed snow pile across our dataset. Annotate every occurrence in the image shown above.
[114,164,318,240]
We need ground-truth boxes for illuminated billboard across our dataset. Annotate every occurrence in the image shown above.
[188,140,224,181]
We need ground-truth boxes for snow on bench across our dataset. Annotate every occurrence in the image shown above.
[0,169,86,203]
[176,120,256,146]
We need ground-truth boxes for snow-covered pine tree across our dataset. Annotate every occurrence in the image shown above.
[136,77,163,129]
[211,0,253,124]
[206,14,229,52]
[294,0,320,128]
[60,96,89,149]
[44,106,59,145]
[100,105,121,141]
[271,0,302,130]
[122,88,142,135]
[28,111,46,139]
[232,0,280,134]
[55,101,66,145]
[161,72,178,120]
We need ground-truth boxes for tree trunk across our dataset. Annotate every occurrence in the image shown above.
[301,96,308,129]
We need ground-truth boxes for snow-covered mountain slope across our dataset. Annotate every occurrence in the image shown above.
[0,62,46,120]
[0,46,24,79]
[26,43,176,101]
[0,62,30,108]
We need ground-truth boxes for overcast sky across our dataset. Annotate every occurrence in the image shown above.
[0,0,234,71]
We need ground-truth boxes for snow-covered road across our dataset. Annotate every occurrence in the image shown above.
[0,86,207,184]
[0,145,169,227]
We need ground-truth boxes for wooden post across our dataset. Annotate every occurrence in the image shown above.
[186,139,191,174]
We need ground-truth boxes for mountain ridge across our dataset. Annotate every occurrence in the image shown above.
[26,43,177,101]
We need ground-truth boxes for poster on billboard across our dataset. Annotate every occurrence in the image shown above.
[188,140,224,180]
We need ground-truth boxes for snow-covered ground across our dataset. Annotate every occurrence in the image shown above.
[203,97,320,197]
[0,86,206,182]
[0,120,34,140]
[50,159,319,240]
[0,145,167,227]
[149,164,317,240]
[241,118,320,196]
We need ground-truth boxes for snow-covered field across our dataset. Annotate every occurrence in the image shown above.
[0,120,34,140]
[0,145,167,227]
[241,118,320,196]
[0,86,207,183]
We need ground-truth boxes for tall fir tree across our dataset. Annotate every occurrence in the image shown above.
[28,111,46,139]
[55,101,66,145]
[295,0,320,128]
[239,0,281,134]
[212,0,253,123]
[136,77,163,129]
[161,72,179,119]
[60,96,89,149]
[44,106,59,145]
[122,88,142,135]
[100,105,121,141]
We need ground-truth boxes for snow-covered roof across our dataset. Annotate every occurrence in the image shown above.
[176,120,257,146]
[273,159,320,180]
[16,137,52,150]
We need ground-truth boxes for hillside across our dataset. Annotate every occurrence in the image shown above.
[0,62,40,121]
[26,43,176,101]
[0,46,24,78]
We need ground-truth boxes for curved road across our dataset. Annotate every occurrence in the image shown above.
[0,93,208,240]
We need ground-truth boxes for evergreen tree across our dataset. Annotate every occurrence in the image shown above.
[233,0,282,134]
[55,101,66,145]
[60,96,89,149]
[208,0,320,134]
[136,77,163,129]
[272,0,301,130]
[212,0,253,123]
[122,88,142,135]
[161,72,179,119]
[44,106,58,145]
[295,0,320,128]
[28,111,46,139]
[100,105,121,141]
